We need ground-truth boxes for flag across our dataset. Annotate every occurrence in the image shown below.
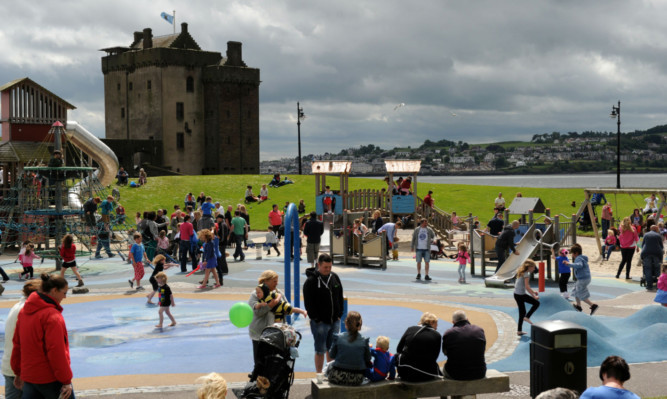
[161,12,174,24]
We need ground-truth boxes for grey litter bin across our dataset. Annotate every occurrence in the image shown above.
[530,320,587,398]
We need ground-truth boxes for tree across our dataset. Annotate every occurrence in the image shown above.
[494,156,509,169]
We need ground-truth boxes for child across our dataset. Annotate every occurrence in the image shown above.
[297,199,306,214]
[564,243,599,315]
[258,184,269,203]
[135,211,142,225]
[198,229,221,289]
[128,232,147,290]
[196,372,227,399]
[157,230,170,256]
[514,260,540,336]
[365,336,396,382]
[60,234,84,287]
[265,226,280,256]
[654,264,667,307]
[245,185,258,203]
[20,244,40,279]
[603,229,617,261]
[555,247,571,299]
[456,243,470,283]
[147,254,167,304]
[154,271,176,328]
[255,283,306,322]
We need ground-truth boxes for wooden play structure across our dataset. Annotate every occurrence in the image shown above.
[312,161,350,215]
[329,210,387,268]
[578,188,667,255]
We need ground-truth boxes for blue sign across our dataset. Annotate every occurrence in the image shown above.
[391,195,415,213]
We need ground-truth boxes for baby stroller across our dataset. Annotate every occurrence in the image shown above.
[236,324,302,399]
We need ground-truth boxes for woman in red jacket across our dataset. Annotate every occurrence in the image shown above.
[11,273,74,399]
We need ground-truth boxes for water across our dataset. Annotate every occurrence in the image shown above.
[372,173,667,188]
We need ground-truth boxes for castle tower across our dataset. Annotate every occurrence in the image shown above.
[101,22,260,175]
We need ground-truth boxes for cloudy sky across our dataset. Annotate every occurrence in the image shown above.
[1,1,667,160]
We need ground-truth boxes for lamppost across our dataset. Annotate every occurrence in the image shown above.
[610,101,621,189]
[297,102,305,175]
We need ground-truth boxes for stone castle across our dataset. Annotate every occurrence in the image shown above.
[101,22,260,175]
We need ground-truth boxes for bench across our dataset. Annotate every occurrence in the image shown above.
[311,369,509,399]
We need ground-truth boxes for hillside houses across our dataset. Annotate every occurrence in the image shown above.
[260,132,667,175]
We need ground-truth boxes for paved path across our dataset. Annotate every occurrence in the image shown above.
[0,231,663,398]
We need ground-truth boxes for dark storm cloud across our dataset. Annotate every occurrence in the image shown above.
[1,0,666,160]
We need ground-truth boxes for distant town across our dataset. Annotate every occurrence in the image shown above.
[261,125,667,176]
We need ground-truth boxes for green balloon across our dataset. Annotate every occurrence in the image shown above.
[229,302,254,328]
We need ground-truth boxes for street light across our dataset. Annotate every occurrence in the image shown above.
[610,101,621,189]
[297,102,305,175]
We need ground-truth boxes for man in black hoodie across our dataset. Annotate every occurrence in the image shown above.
[495,220,520,272]
[303,253,344,372]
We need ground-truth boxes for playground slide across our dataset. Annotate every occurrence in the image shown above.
[484,223,550,287]
[65,121,119,208]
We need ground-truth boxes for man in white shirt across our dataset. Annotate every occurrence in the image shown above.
[494,192,506,212]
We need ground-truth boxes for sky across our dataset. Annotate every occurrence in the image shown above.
[1,1,667,160]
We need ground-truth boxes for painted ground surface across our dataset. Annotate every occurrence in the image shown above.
[0,246,661,386]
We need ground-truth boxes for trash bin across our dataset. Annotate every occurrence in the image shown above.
[530,320,587,398]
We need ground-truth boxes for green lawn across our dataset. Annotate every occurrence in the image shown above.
[114,175,645,232]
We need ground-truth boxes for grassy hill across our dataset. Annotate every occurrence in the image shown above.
[115,175,645,233]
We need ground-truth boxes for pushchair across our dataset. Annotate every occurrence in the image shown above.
[235,324,302,399]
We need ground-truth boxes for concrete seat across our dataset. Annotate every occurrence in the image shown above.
[311,369,509,399]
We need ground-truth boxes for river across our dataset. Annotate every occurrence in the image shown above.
[371,173,667,188]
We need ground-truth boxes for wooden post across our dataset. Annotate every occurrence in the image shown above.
[529,209,534,225]
[470,213,476,275]
[413,172,418,224]
[480,232,486,277]
[388,172,394,223]
[343,211,348,265]
[571,213,577,244]
[553,215,560,243]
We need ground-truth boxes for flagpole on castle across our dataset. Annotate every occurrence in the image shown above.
[173,10,176,34]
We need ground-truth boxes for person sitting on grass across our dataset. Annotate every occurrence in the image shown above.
[245,185,258,203]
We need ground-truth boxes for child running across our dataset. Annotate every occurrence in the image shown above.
[654,264,667,307]
[554,247,570,299]
[265,225,280,256]
[128,232,147,290]
[255,283,307,322]
[154,271,176,328]
[198,229,221,289]
[514,260,540,336]
[456,243,470,284]
[365,335,396,382]
[19,244,40,279]
[564,243,599,315]
[59,234,84,287]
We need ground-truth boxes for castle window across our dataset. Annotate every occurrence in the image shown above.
[121,107,125,118]
[226,110,231,118]
[129,82,133,91]
[227,136,231,145]
[117,83,120,91]
[176,102,184,120]
[186,77,194,93]
[147,80,151,90]
[177,132,185,150]
[247,110,251,118]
